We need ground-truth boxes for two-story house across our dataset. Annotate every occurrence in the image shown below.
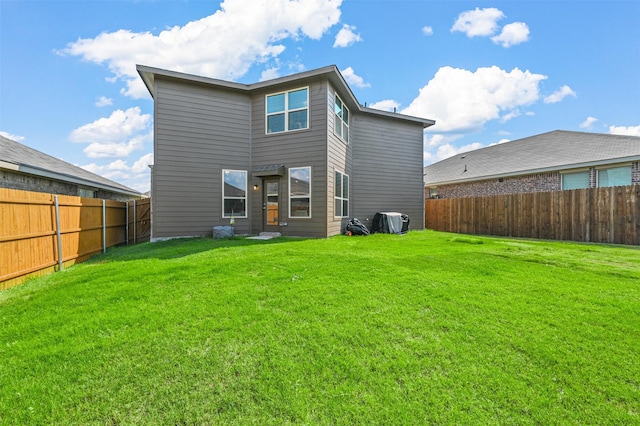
[137,64,435,239]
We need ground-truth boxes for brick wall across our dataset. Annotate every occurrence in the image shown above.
[427,161,640,199]
[430,172,561,199]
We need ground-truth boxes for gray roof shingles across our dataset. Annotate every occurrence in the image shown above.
[1,135,140,195]
[424,130,640,186]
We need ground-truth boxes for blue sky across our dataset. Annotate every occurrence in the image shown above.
[1,0,639,193]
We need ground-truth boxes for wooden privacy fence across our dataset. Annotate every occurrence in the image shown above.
[0,188,151,289]
[425,185,640,245]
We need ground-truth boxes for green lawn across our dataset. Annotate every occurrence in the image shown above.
[1,231,638,425]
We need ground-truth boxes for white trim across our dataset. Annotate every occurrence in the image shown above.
[288,166,312,219]
[265,86,309,134]
[334,94,349,143]
[559,167,591,174]
[594,162,632,170]
[0,160,19,171]
[334,169,349,218]
[222,169,248,218]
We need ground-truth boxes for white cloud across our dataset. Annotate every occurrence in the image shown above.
[425,133,462,148]
[259,67,280,82]
[368,99,400,112]
[0,131,25,141]
[451,7,504,37]
[544,85,576,104]
[609,125,640,137]
[422,26,433,36]
[83,136,148,159]
[95,96,113,107]
[500,109,522,123]
[132,152,154,173]
[580,116,598,129]
[427,142,486,164]
[340,66,370,88]
[70,107,151,144]
[59,0,343,98]
[81,160,130,180]
[333,24,362,48]
[81,152,154,192]
[69,107,152,158]
[491,22,530,47]
[402,66,547,133]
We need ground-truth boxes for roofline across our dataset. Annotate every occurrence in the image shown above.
[1,161,141,197]
[136,64,436,128]
[424,155,640,186]
[360,106,436,128]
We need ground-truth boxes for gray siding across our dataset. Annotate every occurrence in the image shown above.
[351,114,425,230]
[250,80,329,237]
[152,78,251,239]
[326,84,352,236]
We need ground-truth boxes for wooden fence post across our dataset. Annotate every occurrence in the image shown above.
[102,199,107,254]
[54,195,63,271]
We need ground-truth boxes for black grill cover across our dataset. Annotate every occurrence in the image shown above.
[372,212,409,234]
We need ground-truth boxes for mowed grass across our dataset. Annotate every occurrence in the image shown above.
[1,231,639,424]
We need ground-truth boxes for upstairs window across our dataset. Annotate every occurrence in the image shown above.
[222,169,247,218]
[334,95,349,142]
[598,166,632,187]
[334,170,349,217]
[266,88,309,134]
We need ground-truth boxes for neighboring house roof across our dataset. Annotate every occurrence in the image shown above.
[424,130,640,186]
[0,135,140,196]
[137,64,436,129]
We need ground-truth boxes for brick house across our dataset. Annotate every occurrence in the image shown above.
[1,135,140,201]
[424,130,640,199]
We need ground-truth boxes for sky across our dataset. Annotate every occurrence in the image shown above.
[1,0,639,194]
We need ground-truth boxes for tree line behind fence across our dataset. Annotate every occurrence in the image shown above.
[425,185,639,246]
[0,188,150,289]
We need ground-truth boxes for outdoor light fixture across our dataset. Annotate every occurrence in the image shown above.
[253,184,259,191]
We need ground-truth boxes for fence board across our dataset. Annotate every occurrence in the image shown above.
[1,188,151,289]
[425,185,639,246]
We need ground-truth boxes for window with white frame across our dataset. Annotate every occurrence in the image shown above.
[266,88,309,134]
[562,170,590,190]
[222,169,247,218]
[598,165,632,187]
[334,95,349,142]
[289,166,311,218]
[334,170,349,217]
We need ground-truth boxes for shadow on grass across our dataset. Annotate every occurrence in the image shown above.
[87,236,311,263]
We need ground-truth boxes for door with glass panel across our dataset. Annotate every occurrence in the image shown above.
[263,179,280,232]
